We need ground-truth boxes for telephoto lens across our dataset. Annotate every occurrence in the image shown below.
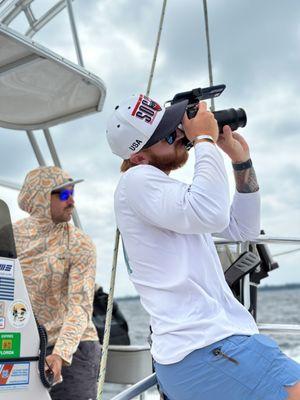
[213,108,247,133]
[183,107,247,150]
[186,106,247,133]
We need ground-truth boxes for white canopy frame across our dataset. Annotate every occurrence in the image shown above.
[0,0,107,229]
[0,0,72,38]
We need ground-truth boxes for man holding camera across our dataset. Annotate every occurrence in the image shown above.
[107,94,300,400]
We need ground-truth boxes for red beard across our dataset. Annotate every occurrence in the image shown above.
[148,142,189,172]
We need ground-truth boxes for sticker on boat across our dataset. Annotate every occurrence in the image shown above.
[0,362,30,391]
[8,300,30,328]
[0,261,14,302]
[0,332,21,358]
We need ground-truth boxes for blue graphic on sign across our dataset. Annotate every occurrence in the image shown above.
[0,262,14,301]
[0,277,14,301]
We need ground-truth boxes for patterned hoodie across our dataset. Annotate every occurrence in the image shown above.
[13,166,98,364]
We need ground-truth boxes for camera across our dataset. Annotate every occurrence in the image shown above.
[166,84,247,148]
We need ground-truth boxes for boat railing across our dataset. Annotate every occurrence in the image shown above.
[217,235,300,336]
[214,236,300,245]
[111,337,300,400]
[110,373,157,400]
[111,236,300,399]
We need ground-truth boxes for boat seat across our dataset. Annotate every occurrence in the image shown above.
[224,251,261,287]
[105,344,153,385]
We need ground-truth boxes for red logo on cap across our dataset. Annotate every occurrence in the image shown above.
[131,95,162,124]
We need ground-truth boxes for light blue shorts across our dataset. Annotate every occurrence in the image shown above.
[154,334,300,400]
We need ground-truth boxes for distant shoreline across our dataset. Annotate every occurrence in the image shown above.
[116,284,300,300]
[117,295,140,301]
[258,283,300,292]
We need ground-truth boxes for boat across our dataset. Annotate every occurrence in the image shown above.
[1,1,300,399]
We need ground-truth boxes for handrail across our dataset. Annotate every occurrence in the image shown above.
[112,323,300,399]
[111,373,157,400]
[214,236,300,245]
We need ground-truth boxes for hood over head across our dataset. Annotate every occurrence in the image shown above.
[18,166,81,221]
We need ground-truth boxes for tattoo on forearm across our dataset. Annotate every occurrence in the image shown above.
[234,166,259,193]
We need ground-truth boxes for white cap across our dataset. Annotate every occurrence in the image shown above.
[106,94,188,159]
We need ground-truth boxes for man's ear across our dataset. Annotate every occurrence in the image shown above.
[130,151,149,165]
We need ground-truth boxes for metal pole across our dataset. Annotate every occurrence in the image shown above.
[146,0,167,96]
[0,0,20,22]
[214,237,300,245]
[0,0,33,26]
[26,130,46,166]
[43,128,83,230]
[23,4,36,26]
[240,241,250,309]
[202,1,237,272]
[202,0,215,111]
[111,373,157,400]
[65,0,84,67]
[26,0,70,38]
[43,128,62,167]
[0,0,15,12]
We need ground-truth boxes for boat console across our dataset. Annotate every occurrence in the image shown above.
[0,200,52,398]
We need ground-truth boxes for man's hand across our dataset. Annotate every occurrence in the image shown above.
[182,101,219,143]
[45,353,63,384]
[217,125,250,162]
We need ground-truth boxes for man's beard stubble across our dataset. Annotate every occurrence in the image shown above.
[148,143,189,173]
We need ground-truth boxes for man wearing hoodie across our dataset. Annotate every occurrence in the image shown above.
[13,166,101,400]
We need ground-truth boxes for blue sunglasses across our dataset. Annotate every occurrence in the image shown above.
[52,188,74,201]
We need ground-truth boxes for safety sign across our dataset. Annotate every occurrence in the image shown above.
[0,261,14,279]
[0,332,20,358]
[0,362,30,390]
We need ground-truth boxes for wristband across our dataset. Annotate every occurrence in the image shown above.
[232,158,252,171]
[193,135,215,144]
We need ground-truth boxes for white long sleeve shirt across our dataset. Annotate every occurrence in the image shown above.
[114,142,260,364]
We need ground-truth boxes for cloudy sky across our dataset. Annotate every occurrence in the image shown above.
[1,0,300,297]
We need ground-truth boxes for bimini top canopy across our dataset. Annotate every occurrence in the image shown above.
[0,23,106,130]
